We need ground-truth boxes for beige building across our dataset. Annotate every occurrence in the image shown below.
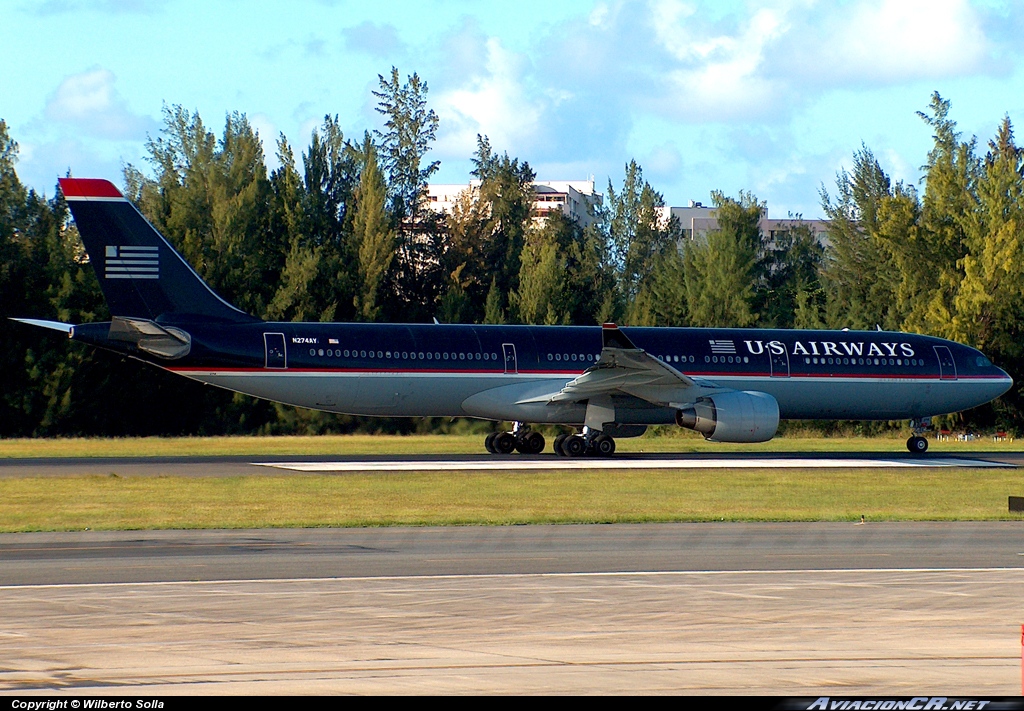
[658,202,830,244]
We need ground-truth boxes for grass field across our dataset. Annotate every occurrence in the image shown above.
[0,431,1018,458]
[1,466,1022,532]
[2,433,1021,532]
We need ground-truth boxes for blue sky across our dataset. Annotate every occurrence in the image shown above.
[4,0,1024,218]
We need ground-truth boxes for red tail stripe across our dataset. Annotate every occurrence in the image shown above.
[58,178,123,199]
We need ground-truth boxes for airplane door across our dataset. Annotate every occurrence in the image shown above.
[264,332,287,369]
[502,343,517,374]
[770,346,790,377]
[934,345,957,380]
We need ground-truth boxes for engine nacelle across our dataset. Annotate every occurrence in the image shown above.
[675,390,779,443]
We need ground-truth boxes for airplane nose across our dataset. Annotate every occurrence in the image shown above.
[992,366,1015,399]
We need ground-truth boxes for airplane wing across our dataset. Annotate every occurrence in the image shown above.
[540,324,703,407]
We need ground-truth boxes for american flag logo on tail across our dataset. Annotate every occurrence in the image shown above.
[709,339,736,354]
[104,245,159,279]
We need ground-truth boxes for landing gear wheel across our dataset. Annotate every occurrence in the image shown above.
[562,434,587,457]
[592,434,616,457]
[516,431,546,455]
[485,432,498,454]
[907,435,929,455]
[553,433,568,456]
[493,431,516,454]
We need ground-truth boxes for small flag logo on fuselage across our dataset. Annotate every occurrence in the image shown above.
[104,245,158,279]
[709,339,736,354]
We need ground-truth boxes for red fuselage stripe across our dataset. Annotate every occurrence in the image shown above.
[166,367,1007,380]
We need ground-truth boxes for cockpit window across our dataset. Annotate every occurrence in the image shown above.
[976,356,992,367]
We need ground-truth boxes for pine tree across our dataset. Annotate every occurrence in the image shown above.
[373,67,440,222]
[952,117,1024,382]
[819,146,902,330]
[682,192,760,327]
[127,105,282,317]
[352,135,396,322]
[600,160,670,315]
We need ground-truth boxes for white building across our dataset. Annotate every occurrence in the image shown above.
[425,179,602,228]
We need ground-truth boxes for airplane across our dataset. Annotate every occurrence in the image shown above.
[12,177,1014,456]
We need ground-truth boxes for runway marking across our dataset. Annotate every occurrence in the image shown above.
[3,567,1022,591]
[253,456,1012,472]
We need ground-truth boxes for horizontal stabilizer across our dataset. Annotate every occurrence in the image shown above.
[108,316,191,359]
[10,318,73,334]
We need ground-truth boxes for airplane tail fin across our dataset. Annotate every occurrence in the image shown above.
[59,178,258,324]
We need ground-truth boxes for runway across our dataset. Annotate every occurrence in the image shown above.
[0,450,1019,477]
[256,455,1013,471]
[2,523,1024,694]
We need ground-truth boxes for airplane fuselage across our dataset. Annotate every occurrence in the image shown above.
[70,320,1012,425]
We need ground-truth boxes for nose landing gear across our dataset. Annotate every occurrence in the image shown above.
[906,417,932,454]
[907,435,929,454]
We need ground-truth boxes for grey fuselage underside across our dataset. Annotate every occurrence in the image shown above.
[175,370,1009,424]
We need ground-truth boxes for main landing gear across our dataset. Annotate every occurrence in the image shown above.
[553,428,616,458]
[906,417,932,455]
[483,424,617,456]
[485,423,545,455]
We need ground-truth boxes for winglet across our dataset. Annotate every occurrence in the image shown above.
[602,322,638,350]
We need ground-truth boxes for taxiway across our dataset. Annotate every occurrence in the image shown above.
[2,523,1024,694]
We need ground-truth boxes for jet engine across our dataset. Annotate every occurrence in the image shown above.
[675,390,779,443]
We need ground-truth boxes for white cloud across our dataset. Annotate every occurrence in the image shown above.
[433,37,545,159]
[247,113,281,171]
[342,21,405,59]
[44,67,153,140]
[33,0,167,15]
[16,136,131,195]
[532,0,1001,127]
[776,0,991,85]
[644,141,684,181]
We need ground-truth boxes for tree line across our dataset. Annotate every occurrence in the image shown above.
[1,75,1021,436]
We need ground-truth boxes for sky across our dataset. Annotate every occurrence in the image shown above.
[3,0,1024,218]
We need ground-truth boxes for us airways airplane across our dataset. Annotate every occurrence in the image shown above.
[13,178,1013,456]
